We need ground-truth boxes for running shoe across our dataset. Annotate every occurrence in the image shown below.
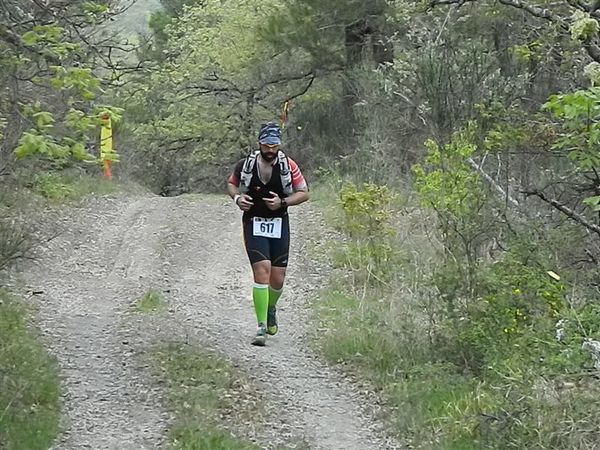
[267,307,278,335]
[251,323,267,346]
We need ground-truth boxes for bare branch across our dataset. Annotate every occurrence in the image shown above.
[282,72,316,103]
[255,71,317,92]
[468,158,520,207]
[430,0,600,62]
[523,189,600,237]
[429,0,477,8]
[497,0,565,23]
[431,0,566,23]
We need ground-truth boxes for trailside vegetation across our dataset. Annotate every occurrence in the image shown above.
[0,3,140,448]
[0,291,61,450]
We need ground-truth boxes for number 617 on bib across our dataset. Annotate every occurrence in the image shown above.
[253,217,282,239]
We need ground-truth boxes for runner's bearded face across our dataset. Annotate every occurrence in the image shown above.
[260,143,279,162]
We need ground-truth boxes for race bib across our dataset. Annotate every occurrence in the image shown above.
[253,217,282,239]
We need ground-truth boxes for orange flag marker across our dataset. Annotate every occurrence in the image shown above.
[99,112,118,179]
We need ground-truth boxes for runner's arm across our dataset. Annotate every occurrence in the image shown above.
[227,161,241,203]
[285,158,309,207]
[283,188,309,207]
[227,160,253,210]
[227,182,239,201]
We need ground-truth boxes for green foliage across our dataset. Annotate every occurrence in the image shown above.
[479,102,544,153]
[260,0,391,66]
[0,291,61,450]
[412,125,586,378]
[543,88,600,168]
[416,49,482,134]
[413,129,482,218]
[50,66,101,100]
[22,24,79,58]
[315,205,600,449]
[0,1,120,178]
[159,0,197,17]
[134,289,167,312]
[313,286,498,449]
[335,182,403,284]
[121,0,297,192]
[413,128,494,295]
[147,11,173,51]
[126,0,401,193]
[543,87,600,212]
[13,92,112,165]
[29,172,119,202]
[440,247,571,375]
[152,343,261,449]
[583,61,600,86]
[31,173,75,200]
[509,41,542,63]
[570,11,600,42]
[339,183,395,238]
[83,2,110,15]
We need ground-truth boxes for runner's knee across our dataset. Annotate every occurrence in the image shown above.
[270,267,286,289]
[252,261,271,284]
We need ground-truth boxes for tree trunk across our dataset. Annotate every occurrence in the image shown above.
[345,19,369,69]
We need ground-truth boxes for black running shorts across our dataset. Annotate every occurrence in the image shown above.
[242,215,290,267]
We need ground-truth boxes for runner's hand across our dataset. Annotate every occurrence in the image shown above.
[265,191,282,211]
[237,194,254,211]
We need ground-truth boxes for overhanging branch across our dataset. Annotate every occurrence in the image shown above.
[282,72,316,103]
[523,189,600,237]
[497,0,565,23]
[430,0,600,63]
[430,0,566,25]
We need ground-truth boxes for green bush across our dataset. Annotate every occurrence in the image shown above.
[335,182,404,284]
[0,292,61,450]
[32,172,76,200]
[134,289,167,313]
[29,171,119,201]
[312,128,600,448]
[433,249,568,374]
[0,219,33,271]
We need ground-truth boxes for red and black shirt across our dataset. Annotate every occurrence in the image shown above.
[228,156,307,221]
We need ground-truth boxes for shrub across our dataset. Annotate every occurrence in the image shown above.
[0,219,33,271]
[0,292,61,450]
[336,182,404,285]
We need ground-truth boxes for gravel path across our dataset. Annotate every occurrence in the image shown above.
[20,193,401,450]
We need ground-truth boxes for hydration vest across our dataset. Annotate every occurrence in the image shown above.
[239,150,293,197]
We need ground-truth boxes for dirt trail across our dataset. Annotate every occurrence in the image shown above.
[21,193,400,450]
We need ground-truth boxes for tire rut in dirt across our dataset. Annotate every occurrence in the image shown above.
[22,196,172,450]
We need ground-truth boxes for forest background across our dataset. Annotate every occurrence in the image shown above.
[2,0,600,449]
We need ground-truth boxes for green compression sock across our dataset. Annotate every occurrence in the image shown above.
[253,284,269,325]
[268,285,283,309]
